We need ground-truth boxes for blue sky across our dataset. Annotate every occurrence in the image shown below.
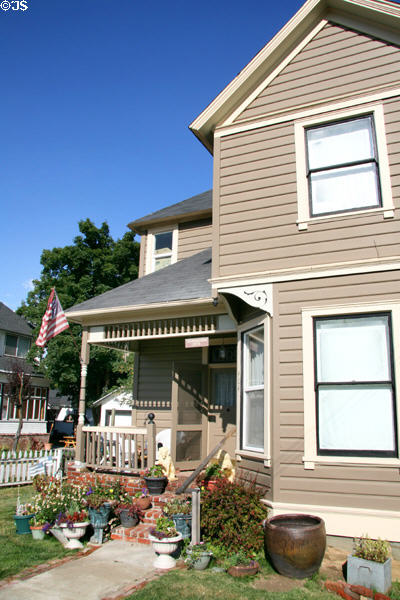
[1,0,396,310]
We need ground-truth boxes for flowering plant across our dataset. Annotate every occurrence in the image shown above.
[149,516,178,539]
[15,502,34,516]
[163,496,191,516]
[31,475,87,531]
[114,502,144,520]
[134,488,149,499]
[84,478,128,509]
[145,464,165,478]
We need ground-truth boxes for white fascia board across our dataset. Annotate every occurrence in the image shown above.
[189,0,400,150]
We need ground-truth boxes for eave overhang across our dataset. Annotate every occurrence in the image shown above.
[128,208,212,235]
[189,0,400,153]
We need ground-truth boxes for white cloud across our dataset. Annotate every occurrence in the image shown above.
[22,279,34,292]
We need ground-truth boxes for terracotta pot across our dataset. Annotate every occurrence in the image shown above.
[136,497,152,511]
[228,561,259,577]
[263,514,326,579]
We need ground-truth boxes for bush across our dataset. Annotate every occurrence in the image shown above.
[200,478,268,554]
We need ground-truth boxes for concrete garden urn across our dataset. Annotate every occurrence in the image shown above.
[148,533,182,569]
[58,522,89,549]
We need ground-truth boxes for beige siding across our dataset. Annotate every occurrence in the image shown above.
[178,218,212,260]
[272,270,400,511]
[138,233,147,278]
[237,457,272,498]
[217,97,400,279]
[237,22,400,123]
[135,338,202,431]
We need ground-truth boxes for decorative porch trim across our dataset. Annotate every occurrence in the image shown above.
[219,284,273,315]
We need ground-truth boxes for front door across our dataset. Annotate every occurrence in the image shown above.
[171,363,208,469]
[207,366,237,457]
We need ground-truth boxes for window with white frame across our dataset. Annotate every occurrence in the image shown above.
[146,227,178,274]
[4,334,30,358]
[0,385,48,421]
[314,313,397,458]
[241,325,264,452]
[306,115,380,217]
[295,104,394,229]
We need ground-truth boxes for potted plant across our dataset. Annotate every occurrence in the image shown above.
[55,500,90,548]
[143,464,168,495]
[185,541,212,570]
[201,463,225,491]
[148,516,182,569]
[225,550,259,577]
[85,488,112,545]
[134,488,151,511]
[30,512,47,540]
[14,499,35,535]
[347,535,392,594]
[162,496,192,539]
[115,502,143,528]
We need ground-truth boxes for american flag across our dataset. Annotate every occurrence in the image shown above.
[35,288,69,347]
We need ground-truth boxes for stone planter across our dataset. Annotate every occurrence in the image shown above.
[89,503,111,544]
[186,549,212,570]
[148,533,182,569]
[119,509,139,528]
[171,513,192,539]
[228,561,260,577]
[14,514,35,535]
[143,476,168,495]
[31,525,45,541]
[263,514,326,579]
[347,555,392,594]
[58,522,89,549]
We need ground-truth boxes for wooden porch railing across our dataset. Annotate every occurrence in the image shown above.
[82,421,155,473]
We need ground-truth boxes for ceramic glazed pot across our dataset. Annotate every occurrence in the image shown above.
[148,533,182,569]
[187,550,212,570]
[263,514,326,579]
[31,525,45,540]
[171,514,192,539]
[143,476,168,495]
[14,514,35,535]
[228,561,259,577]
[119,509,139,528]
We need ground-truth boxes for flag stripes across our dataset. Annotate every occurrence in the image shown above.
[35,288,69,347]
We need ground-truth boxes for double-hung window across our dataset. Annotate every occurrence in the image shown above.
[153,231,173,271]
[314,313,397,457]
[306,115,380,216]
[241,326,264,452]
[4,334,30,358]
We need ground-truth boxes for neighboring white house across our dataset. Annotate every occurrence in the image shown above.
[0,302,49,437]
[92,389,133,427]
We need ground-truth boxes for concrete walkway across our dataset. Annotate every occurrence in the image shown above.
[0,541,157,600]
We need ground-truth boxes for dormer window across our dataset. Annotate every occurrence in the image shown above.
[146,226,178,274]
[4,334,30,358]
[154,231,173,271]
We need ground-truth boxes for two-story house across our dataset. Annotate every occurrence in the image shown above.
[67,0,400,541]
[0,302,49,441]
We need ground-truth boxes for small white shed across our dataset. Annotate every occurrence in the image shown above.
[92,389,133,427]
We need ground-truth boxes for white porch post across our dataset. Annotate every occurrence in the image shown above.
[75,327,90,467]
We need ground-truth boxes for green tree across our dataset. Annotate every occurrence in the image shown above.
[17,219,139,404]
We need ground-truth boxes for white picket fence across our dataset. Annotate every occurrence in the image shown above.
[0,448,75,486]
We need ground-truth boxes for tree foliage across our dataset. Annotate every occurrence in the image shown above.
[17,219,139,404]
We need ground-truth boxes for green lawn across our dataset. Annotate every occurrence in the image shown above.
[0,485,75,580]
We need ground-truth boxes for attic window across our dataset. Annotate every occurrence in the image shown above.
[154,231,173,271]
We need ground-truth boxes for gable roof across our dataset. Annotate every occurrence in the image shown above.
[128,190,212,233]
[66,248,212,318]
[190,0,400,151]
[0,303,32,337]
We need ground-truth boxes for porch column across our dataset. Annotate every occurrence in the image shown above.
[75,327,90,467]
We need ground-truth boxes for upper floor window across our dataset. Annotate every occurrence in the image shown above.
[146,226,178,274]
[154,231,173,271]
[306,116,380,217]
[295,104,394,230]
[4,334,30,358]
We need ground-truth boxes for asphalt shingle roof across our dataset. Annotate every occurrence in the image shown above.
[128,190,212,230]
[0,303,32,337]
[67,248,212,313]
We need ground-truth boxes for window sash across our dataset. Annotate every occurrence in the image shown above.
[306,115,381,217]
[242,326,264,452]
[314,313,397,458]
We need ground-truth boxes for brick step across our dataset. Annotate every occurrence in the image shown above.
[111,522,153,545]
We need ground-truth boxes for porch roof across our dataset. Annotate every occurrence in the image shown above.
[66,248,212,319]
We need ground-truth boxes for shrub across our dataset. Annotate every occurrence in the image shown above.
[200,478,268,554]
[353,536,391,563]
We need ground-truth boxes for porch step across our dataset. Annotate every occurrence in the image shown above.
[111,522,153,544]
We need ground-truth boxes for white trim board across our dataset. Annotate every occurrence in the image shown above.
[264,500,400,541]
